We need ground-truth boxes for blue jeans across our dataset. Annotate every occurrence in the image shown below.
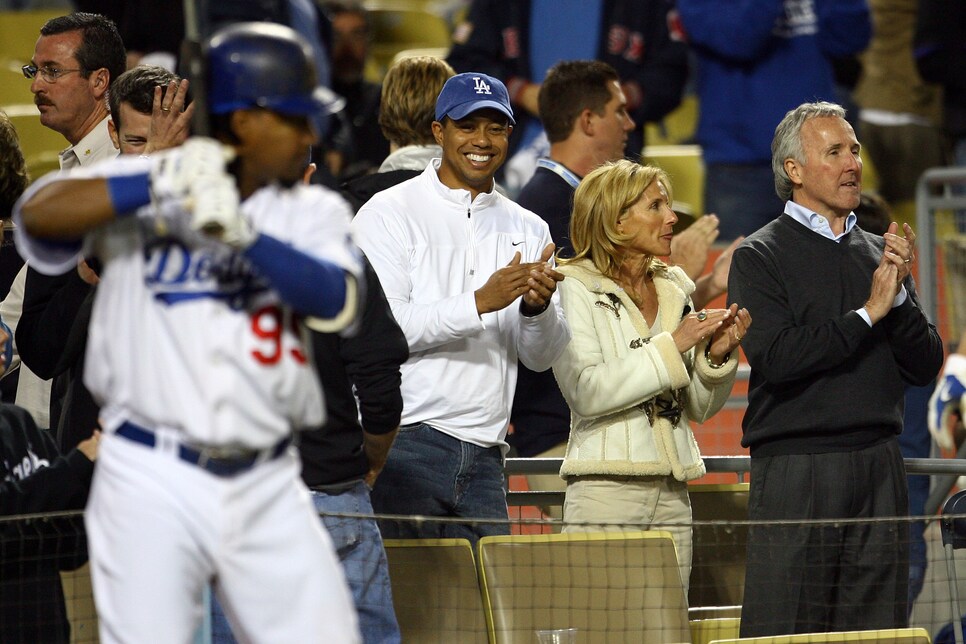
[212,481,401,644]
[704,162,786,241]
[369,423,510,542]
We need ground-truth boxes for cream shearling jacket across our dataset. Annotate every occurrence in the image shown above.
[552,259,738,481]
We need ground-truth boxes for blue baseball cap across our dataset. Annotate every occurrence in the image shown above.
[434,72,516,125]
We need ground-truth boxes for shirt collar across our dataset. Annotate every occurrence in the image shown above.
[428,158,499,206]
[536,158,581,188]
[60,118,117,169]
[784,200,856,242]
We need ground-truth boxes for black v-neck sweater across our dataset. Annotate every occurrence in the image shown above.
[728,214,944,457]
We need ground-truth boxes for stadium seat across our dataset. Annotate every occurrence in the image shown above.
[643,144,705,215]
[691,617,741,644]
[61,564,98,641]
[689,482,749,608]
[708,626,932,643]
[2,105,67,182]
[364,1,452,79]
[0,66,35,106]
[645,94,699,147]
[690,606,743,621]
[382,538,488,643]
[25,150,60,183]
[477,530,690,644]
[0,9,62,66]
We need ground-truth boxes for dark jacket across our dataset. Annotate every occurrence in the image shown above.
[299,258,408,487]
[0,404,93,644]
[509,166,576,456]
[17,267,99,451]
[340,169,421,214]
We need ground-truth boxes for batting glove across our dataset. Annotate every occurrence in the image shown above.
[189,174,254,249]
[928,353,966,450]
[150,137,233,202]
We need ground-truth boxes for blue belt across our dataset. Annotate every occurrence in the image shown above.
[115,421,291,478]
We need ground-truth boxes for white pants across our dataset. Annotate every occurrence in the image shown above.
[562,475,693,593]
[86,432,360,644]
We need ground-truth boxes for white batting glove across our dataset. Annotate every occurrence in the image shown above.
[189,174,254,249]
[150,137,233,202]
[928,353,966,450]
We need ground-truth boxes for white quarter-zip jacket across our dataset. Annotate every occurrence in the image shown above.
[352,160,572,449]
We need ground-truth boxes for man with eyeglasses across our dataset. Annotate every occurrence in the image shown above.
[0,13,124,447]
[22,13,125,169]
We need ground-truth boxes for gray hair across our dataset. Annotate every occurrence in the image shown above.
[771,101,847,201]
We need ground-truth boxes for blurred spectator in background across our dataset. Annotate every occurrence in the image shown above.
[675,0,872,241]
[447,0,689,195]
[0,112,27,311]
[74,0,183,70]
[340,55,455,212]
[76,0,330,82]
[0,111,26,377]
[854,0,946,209]
[916,0,966,188]
[322,1,389,181]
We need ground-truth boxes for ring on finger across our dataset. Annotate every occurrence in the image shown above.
[696,310,708,321]
[734,327,741,343]
[904,257,912,263]
[161,106,171,113]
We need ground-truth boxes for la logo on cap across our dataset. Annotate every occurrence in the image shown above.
[473,76,492,95]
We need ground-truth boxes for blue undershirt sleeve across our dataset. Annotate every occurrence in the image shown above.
[105,172,151,216]
[243,233,348,318]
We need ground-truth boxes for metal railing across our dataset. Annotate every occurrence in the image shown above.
[916,166,966,329]
[505,456,966,508]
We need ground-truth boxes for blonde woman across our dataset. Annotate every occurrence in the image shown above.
[552,159,750,590]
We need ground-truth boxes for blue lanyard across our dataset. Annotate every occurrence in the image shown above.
[536,158,581,188]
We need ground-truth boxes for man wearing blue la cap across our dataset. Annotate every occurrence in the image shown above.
[353,71,572,542]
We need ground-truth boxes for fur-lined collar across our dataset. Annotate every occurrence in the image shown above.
[559,258,695,338]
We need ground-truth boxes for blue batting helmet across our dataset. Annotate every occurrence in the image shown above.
[205,22,344,138]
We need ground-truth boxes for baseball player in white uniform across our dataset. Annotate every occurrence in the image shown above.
[13,23,361,644]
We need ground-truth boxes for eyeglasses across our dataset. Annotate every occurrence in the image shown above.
[22,64,84,83]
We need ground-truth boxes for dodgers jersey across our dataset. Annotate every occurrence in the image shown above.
[14,154,362,449]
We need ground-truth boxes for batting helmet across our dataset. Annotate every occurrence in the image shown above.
[205,22,344,138]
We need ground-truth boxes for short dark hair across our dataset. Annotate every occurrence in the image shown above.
[538,60,620,144]
[0,112,28,220]
[109,65,180,130]
[40,13,126,87]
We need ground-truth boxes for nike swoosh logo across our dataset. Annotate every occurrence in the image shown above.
[511,241,525,246]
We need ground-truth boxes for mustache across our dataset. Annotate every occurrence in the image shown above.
[34,96,53,107]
